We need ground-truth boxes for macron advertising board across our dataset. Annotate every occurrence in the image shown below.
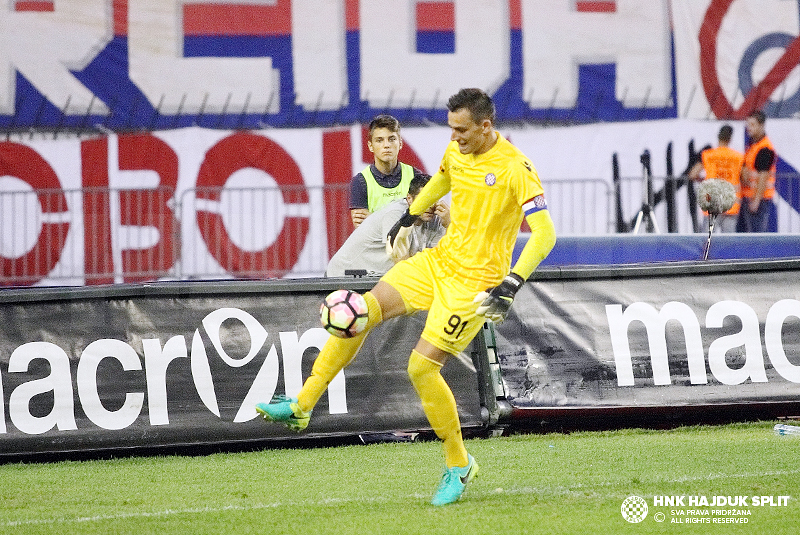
[1,260,799,458]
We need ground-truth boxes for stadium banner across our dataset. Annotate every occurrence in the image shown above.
[495,260,800,410]
[1,0,799,130]
[0,280,483,457]
[3,121,800,286]
[2,261,799,457]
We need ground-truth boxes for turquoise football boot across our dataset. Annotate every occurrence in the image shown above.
[255,395,311,432]
[430,454,479,506]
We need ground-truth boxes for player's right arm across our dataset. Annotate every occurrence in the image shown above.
[408,169,450,216]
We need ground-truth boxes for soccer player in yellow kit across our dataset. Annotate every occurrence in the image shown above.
[256,88,556,506]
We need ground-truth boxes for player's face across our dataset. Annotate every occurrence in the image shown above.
[448,108,490,155]
[368,127,402,166]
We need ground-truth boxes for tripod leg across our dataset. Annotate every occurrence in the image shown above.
[633,210,645,234]
[650,210,661,234]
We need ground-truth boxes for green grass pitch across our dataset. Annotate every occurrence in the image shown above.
[1,422,798,534]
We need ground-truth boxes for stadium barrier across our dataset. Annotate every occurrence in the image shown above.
[4,177,800,287]
[523,234,800,266]
[2,258,799,459]
[1,180,610,286]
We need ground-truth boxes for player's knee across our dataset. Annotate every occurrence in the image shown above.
[407,350,442,385]
[363,291,383,329]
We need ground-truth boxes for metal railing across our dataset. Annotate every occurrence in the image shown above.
[614,173,800,235]
[2,176,798,287]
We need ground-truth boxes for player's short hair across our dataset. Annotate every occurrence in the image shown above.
[447,88,496,125]
[718,124,733,142]
[747,110,766,125]
[368,114,401,140]
[408,174,430,197]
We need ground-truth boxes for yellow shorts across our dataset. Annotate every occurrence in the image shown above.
[381,247,489,355]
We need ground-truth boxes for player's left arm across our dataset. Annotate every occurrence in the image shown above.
[474,199,555,322]
[408,170,449,216]
[511,202,556,281]
[475,150,556,320]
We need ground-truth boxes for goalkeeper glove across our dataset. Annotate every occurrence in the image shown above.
[473,273,525,323]
[387,209,418,248]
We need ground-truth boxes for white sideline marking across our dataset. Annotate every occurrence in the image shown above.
[4,468,799,528]
[3,503,282,528]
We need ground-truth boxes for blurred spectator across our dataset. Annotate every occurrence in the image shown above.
[350,115,430,228]
[689,124,743,233]
[738,110,777,233]
[328,175,448,277]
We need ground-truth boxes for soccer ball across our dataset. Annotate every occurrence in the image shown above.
[320,289,369,338]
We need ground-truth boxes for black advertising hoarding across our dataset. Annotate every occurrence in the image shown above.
[0,280,482,457]
[496,259,800,411]
[2,259,800,458]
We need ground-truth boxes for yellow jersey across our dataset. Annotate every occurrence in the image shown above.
[430,132,545,284]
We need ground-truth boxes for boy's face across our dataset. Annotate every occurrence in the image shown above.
[368,127,402,166]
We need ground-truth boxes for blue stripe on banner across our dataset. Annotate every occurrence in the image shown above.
[416,30,455,53]
[523,195,547,216]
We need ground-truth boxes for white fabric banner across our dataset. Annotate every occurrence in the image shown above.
[1,121,799,286]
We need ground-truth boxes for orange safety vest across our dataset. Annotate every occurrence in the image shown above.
[742,136,776,200]
[701,146,744,215]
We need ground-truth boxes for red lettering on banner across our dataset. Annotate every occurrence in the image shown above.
[195,133,309,278]
[183,0,291,36]
[576,1,616,13]
[81,138,114,285]
[509,0,522,30]
[117,134,179,283]
[416,2,454,32]
[700,0,800,119]
[345,0,358,31]
[323,130,353,259]
[0,142,69,287]
[14,1,54,11]
[113,0,127,37]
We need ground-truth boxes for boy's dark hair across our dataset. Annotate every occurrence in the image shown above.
[718,124,733,143]
[368,114,401,139]
[447,88,496,125]
[408,174,430,197]
[747,110,766,125]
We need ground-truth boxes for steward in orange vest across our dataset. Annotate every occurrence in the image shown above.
[738,110,776,233]
[689,124,744,233]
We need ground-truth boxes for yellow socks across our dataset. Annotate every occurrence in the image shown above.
[407,350,469,468]
[297,291,382,413]
[296,292,468,470]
